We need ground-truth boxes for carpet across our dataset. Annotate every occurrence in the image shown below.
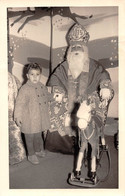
[9,135,118,189]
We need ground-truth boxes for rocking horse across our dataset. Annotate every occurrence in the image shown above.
[68,89,114,187]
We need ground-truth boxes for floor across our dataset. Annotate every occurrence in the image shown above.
[9,118,118,189]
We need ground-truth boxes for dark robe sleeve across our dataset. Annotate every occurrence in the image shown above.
[47,61,68,93]
[87,59,112,94]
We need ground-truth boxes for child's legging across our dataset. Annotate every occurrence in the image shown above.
[24,132,44,156]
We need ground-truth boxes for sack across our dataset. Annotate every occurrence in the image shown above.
[45,130,76,154]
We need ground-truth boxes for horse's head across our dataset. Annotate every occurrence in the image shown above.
[77,100,91,130]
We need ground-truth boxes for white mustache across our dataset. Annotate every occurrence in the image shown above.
[72,51,82,55]
[67,47,89,73]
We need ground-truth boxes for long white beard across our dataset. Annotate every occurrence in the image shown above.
[67,45,89,78]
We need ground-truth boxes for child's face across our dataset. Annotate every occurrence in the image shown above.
[27,69,41,84]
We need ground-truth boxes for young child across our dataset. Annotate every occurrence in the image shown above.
[14,63,51,165]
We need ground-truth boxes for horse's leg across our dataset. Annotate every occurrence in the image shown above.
[100,126,107,151]
[90,141,98,180]
[100,127,105,145]
[91,144,97,172]
[75,141,87,177]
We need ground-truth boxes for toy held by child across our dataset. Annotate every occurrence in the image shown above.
[14,63,52,164]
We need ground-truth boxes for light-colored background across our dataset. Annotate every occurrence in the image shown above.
[0,0,125,196]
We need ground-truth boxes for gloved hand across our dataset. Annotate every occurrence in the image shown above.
[100,88,111,99]
[100,88,111,108]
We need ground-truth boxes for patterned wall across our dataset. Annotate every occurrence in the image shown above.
[8,7,118,117]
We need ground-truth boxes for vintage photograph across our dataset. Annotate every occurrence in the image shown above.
[6,6,119,189]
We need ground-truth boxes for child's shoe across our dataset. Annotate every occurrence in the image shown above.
[35,150,46,157]
[28,154,39,164]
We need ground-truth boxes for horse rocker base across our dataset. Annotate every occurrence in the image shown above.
[68,144,111,188]
[68,171,99,188]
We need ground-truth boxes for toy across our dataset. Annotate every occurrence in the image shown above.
[68,92,112,187]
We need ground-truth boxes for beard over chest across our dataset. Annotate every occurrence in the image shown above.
[67,48,89,79]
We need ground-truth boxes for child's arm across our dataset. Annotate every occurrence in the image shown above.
[14,87,27,127]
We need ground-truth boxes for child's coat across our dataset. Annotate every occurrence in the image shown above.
[14,80,51,133]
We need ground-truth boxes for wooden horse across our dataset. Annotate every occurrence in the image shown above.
[74,90,113,182]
